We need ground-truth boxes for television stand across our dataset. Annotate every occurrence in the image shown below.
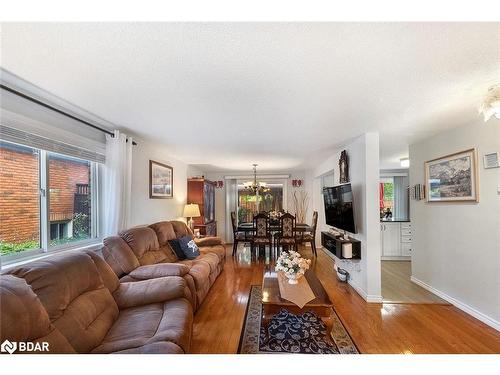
[321,231,361,260]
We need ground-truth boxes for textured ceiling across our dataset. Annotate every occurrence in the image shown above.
[1,22,499,170]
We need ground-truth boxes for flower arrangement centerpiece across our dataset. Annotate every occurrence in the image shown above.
[275,250,311,284]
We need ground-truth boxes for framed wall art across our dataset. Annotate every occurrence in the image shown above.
[425,148,478,202]
[149,160,173,199]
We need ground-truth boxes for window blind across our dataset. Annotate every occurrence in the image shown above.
[0,124,105,163]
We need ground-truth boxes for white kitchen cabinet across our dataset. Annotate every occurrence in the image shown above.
[381,221,412,259]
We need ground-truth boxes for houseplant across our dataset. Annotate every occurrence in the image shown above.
[275,250,311,284]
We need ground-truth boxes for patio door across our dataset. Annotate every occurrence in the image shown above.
[236,180,286,224]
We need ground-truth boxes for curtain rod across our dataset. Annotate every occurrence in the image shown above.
[0,84,137,146]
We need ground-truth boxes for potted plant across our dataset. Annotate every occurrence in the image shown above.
[275,250,311,284]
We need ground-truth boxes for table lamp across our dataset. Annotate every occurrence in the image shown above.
[183,203,201,231]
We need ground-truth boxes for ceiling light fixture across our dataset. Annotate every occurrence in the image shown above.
[243,164,270,195]
[400,158,410,168]
[479,84,500,122]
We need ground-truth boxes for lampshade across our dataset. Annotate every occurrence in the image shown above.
[183,203,201,218]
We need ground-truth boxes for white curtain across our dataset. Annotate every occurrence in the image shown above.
[103,130,133,236]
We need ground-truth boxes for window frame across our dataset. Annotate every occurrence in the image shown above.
[0,141,101,265]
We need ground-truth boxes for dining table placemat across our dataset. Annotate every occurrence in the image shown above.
[277,271,316,308]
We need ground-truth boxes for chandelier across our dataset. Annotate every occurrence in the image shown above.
[479,84,500,122]
[243,164,270,195]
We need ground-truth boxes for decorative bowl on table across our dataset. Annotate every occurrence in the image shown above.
[275,250,311,285]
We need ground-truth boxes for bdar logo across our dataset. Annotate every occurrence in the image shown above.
[1,340,17,354]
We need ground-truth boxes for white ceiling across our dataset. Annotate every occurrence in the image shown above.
[1,23,499,171]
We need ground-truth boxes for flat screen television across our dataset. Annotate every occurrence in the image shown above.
[322,183,356,234]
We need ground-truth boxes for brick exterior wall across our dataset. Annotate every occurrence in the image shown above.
[0,145,40,243]
[49,157,90,222]
[0,144,90,244]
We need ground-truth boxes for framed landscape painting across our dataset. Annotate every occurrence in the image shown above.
[149,160,173,199]
[425,148,478,202]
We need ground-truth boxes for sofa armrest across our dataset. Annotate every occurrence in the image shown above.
[129,263,190,280]
[194,236,223,247]
[113,276,186,309]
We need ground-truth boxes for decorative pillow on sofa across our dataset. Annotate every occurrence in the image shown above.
[179,235,200,260]
[168,239,186,260]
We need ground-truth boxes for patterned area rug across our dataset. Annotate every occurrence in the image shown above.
[238,285,359,354]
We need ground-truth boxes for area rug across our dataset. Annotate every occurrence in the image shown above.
[238,285,359,354]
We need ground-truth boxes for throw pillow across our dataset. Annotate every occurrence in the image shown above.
[168,239,186,260]
[179,235,200,260]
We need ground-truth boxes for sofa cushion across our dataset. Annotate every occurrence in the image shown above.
[102,236,140,278]
[0,275,76,354]
[113,341,184,354]
[149,221,177,244]
[92,298,193,354]
[120,227,169,266]
[179,235,200,260]
[199,244,226,262]
[6,252,119,353]
[171,220,192,237]
[113,277,186,309]
[195,236,223,247]
[129,263,190,279]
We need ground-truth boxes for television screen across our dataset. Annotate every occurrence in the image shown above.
[322,184,356,233]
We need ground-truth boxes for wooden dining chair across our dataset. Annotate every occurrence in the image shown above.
[298,211,318,256]
[252,212,272,257]
[231,211,252,256]
[276,212,297,254]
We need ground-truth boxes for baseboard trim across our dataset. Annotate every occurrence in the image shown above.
[411,276,499,331]
[321,247,383,303]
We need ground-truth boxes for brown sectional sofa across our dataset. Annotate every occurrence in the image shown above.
[0,220,226,354]
[102,220,226,311]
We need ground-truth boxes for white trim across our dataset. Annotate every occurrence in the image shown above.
[224,174,290,180]
[411,276,500,331]
[381,256,411,261]
[1,240,103,270]
[320,247,383,303]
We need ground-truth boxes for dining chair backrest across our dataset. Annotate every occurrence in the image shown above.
[253,213,270,238]
[231,211,239,234]
[312,211,318,232]
[279,212,296,238]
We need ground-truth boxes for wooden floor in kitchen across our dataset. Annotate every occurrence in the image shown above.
[381,260,448,304]
[190,244,500,354]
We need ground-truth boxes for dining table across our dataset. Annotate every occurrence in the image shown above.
[237,222,313,254]
[237,222,313,233]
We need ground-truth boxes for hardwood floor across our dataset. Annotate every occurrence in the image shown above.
[190,244,500,354]
[381,260,448,304]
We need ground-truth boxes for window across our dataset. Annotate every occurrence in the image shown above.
[379,177,394,218]
[48,153,92,247]
[0,141,41,256]
[0,140,100,261]
[237,181,284,224]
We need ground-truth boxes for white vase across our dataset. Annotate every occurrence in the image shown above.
[286,273,302,284]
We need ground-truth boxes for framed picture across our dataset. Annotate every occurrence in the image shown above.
[425,148,478,202]
[149,160,173,199]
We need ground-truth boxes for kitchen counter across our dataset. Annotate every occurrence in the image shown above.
[380,218,410,222]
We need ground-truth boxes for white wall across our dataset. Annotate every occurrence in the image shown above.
[309,133,381,301]
[129,139,191,227]
[409,121,500,329]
